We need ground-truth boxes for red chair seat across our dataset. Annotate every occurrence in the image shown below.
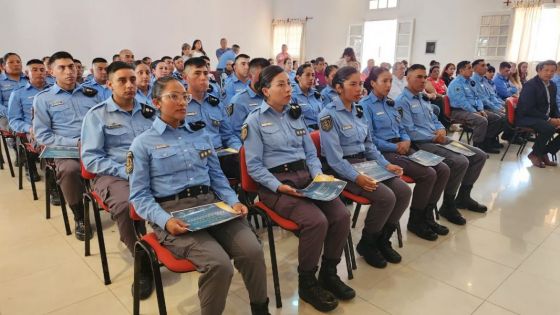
[341,190,371,205]
[0,130,14,137]
[141,233,197,273]
[401,175,415,183]
[91,191,110,212]
[254,201,299,231]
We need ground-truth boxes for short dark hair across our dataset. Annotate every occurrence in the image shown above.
[472,59,485,67]
[184,57,207,70]
[408,64,426,72]
[487,64,496,73]
[499,61,511,70]
[92,57,107,65]
[295,63,313,83]
[232,44,240,49]
[325,65,339,78]
[456,61,471,75]
[429,60,439,67]
[172,55,183,62]
[49,51,74,66]
[41,56,50,63]
[161,56,172,62]
[429,65,440,75]
[152,76,180,99]
[3,52,21,65]
[316,57,325,63]
[107,61,134,79]
[112,54,119,61]
[200,55,210,62]
[333,66,360,92]
[73,59,82,65]
[536,60,557,72]
[141,56,151,63]
[150,60,162,70]
[26,59,43,66]
[255,65,285,98]
[235,54,250,63]
[249,58,270,70]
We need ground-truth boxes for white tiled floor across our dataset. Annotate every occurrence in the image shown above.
[0,139,558,315]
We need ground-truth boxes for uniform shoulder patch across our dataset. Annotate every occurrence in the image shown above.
[126,151,134,174]
[226,104,234,116]
[82,86,98,97]
[240,123,248,141]
[320,115,333,131]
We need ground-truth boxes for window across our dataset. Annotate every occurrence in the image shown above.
[369,0,398,10]
[272,20,305,62]
[476,15,511,58]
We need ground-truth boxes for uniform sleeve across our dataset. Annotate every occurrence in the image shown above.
[128,139,172,230]
[364,127,390,167]
[218,105,242,150]
[229,96,250,141]
[493,77,510,100]
[80,111,127,179]
[205,137,239,206]
[395,96,436,142]
[32,96,79,147]
[244,116,283,192]
[319,113,360,182]
[223,82,236,105]
[448,81,476,112]
[7,91,31,133]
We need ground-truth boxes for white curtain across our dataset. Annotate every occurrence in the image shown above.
[508,3,560,63]
[272,19,306,63]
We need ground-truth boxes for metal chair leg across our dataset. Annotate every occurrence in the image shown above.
[351,204,362,228]
[92,198,111,285]
[343,241,353,280]
[1,135,15,177]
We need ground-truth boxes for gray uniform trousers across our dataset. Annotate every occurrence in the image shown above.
[415,137,486,196]
[451,109,504,143]
[383,151,450,210]
[92,175,136,254]
[54,158,85,218]
[258,169,351,272]
[154,192,267,315]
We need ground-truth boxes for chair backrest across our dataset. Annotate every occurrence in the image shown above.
[239,146,259,194]
[443,95,451,119]
[505,97,518,126]
[310,131,321,157]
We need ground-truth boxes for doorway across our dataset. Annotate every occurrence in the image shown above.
[362,19,398,67]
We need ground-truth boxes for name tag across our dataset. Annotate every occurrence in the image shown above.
[261,122,273,127]
[155,144,169,149]
[187,112,197,116]
[106,123,123,129]
[199,149,212,159]
[342,125,353,130]
[27,95,35,99]
[376,111,385,116]
[300,103,308,106]
[50,100,64,106]
[295,128,306,136]
[249,103,258,107]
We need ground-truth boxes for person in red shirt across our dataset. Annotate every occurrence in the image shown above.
[275,44,292,66]
[314,57,327,89]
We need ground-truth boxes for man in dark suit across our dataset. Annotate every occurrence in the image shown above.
[516,60,560,168]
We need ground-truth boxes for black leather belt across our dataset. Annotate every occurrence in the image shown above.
[155,185,210,203]
[343,152,365,159]
[388,137,402,143]
[308,124,319,130]
[268,160,307,173]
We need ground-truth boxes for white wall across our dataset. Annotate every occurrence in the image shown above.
[2,0,272,68]
[272,0,512,66]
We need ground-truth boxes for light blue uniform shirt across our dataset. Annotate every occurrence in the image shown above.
[186,93,241,150]
[129,117,238,229]
[217,49,236,70]
[83,79,112,101]
[244,101,323,192]
[223,73,249,105]
[33,83,103,147]
[81,98,154,179]
[493,74,518,100]
[360,93,410,152]
[320,85,338,107]
[7,82,50,133]
[0,73,28,117]
[472,73,504,112]
[319,98,389,182]
[552,74,560,112]
[447,75,484,112]
[291,84,323,129]
[135,86,153,106]
[228,85,262,140]
[395,88,445,143]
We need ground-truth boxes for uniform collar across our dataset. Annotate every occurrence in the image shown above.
[245,85,259,98]
[367,91,386,104]
[51,83,80,95]
[25,82,49,91]
[188,92,211,105]
[258,100,289,114]
[402,87,418,100]
[472,73,484,82]
[333,97,349,111]
[106,97,141,114]
[293,84,315,97]
[0,72,26,82]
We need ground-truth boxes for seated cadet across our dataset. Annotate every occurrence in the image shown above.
[320,65,339,107]
[134,62,152,106]
[0,53,28,131]
[74,59,85,84]
[33,51,103,240]
[360,66,450,241]
[516,60,560,168]
[283,58,296,84]
[228,57,270,140]
[222,54,250,105]
[319,66,412,267]
[83,57,112,101]
[150,60,170,85]
[291,63,324,130]
[81,61,156,299]
[245,65,355,312]
[118,49,135,66]
[128,77,269,315]
[171,55,184,81]
[43,56,56,85]
[183,57,241,179]
[217,44,239,78]
[396,64,488,225]
[200,55,221,98]
[493,61,518,100]
[448,61,504,154]
[7,59,51,182]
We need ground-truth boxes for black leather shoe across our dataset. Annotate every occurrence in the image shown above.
[74,219,94,241]
[440,194,466,225]
[456,185,488,213]
[425,205,449,235]
[356,232,387,268]
[377,224,403,263]
[318,257,355,300]
[407,208,438,241]
[299,267,339,312]
[131,271,154,300]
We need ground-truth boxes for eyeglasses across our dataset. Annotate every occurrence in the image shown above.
[161,93,192,103]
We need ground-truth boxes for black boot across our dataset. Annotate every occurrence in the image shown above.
[356,231,387,268]
[71,203,93,241]
[377,223,402,263]
[131,253,154,300]
[439,194,466,225]
[455,185,487,213]
[318,257,356,300]
[250,298,271,315]
[298,267,338,312]
[475,141,499,154]
[407,208,438,241]
[425,204,449,235]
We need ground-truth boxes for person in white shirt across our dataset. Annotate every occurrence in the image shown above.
[388,61,407,99]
